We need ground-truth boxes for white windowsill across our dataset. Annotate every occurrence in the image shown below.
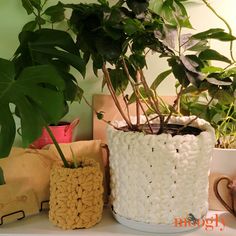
[0,207,235,236]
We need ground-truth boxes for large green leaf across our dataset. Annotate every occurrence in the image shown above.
[151,69,172,90]
[44,2,65,23]
[21,0,34,14]
[192,28,236,41]
[0,58,65,157]
[199,49,231,63]
[126,0,149,14]
[21,0,41,14]
[14,29,85,77]
[22,20,37,32]
[168,57,190,87]
[30,46,86,77]
[109,68,129,95]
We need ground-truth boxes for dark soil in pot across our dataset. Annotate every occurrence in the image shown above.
[119,123,202,136]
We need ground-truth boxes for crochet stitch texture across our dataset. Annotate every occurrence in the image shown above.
[49,158,103,229]
[108,116,215,224]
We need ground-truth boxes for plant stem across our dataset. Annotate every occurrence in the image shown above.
[139,69,164,133]
[102,64,133,129]
[122,91,132,125]
[178,27,182,56]
[82,95,119,129]
[135,71,141,126]
[202,0,235,63]
[37,9,42,30]
[122,59,153,133]
[177,95,215,133]
[44,125,69,168]
[164,85,183,124]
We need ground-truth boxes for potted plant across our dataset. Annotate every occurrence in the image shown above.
[59,0,235,232]
[0,0,104,226]
[14,0,84,148]
[179,1,236,211]
[0,56,104,228]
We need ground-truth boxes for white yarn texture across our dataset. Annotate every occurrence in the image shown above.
[108,116,215,224]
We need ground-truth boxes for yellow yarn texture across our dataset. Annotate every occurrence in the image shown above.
[49,158,104,229]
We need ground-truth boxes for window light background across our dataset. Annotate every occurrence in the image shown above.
[0,0,235,145]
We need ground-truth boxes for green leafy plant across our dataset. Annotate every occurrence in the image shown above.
[61,0,236,135]
[180,0,236,148]
[17,0,85,109]
[181,92,236,148]
[0,1,87,169]
[0,1,86,169]
[0,58,69,165]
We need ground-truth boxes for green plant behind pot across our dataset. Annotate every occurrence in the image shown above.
[64,0,235,134]
[0,58,65,157]
[179,0,236,148]
[0,1,86,168]
[181,91,236,148]
[16,0,86,110]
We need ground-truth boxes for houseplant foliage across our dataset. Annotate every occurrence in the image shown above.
[0,0,85,164]
[50,0,235,229]
[63,0,235,134]
[17,0,85,107]
[180,0,236,149]
[0,58,66,156]
[181,92,236,148]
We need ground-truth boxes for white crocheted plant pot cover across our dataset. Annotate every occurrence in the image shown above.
[108,116,215,226]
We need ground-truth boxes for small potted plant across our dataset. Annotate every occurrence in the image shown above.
[49,152,104,229]
[0,56,104,228]
[182,92,236,211]
[0,0,104,226]
[61,0,235,232]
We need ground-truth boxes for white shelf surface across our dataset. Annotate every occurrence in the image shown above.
[0,207,235,236]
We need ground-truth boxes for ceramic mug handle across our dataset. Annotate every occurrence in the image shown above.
[214,175,236,216]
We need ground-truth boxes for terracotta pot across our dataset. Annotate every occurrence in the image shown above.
[49,158,103,230]
[209,148,236,210]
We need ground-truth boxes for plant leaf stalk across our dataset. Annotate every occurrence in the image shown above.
[102,64,133,129]
[135,71,141,126]
[164,85,183,125]
[139,69,164,133]
[122,58,153,133]
[82,95,119,129]
[177,93,216,134]
[45,125,69,168]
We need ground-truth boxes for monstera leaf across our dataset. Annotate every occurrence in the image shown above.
[0,58,65,158]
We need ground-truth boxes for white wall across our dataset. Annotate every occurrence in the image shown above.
[0,0,235,144]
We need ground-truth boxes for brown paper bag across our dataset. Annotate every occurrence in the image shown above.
[0,147,54,209]
[0,181,39,225]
